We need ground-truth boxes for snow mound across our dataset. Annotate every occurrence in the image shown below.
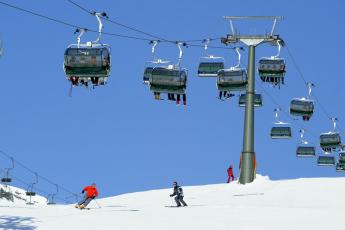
[0,184,46,207]
[1,175,345,230]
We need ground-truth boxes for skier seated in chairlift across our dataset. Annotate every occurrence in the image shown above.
[302,116,310,121]
[80,78,89,88]
[154,92,161,100]
[168,93,176,101]
[169,181,187,207]
[176,94,187,106]
[69,76,79,86]
[75,183,99,209]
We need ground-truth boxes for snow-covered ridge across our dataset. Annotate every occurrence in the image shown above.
[0,184,46,207]
[1,175,345,230]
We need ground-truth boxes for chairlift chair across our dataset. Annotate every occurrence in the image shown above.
[198,61,225,77]
[290,83,315,121]
[319,118,341,153]
[290,99,314,121]
[47,184,59,205]
[296,146,316,157]
[63,13,111,88]
[238,93,262,107]
[217,47,247,93]
[197,39,225,77]
[296,130,315,157]
[149,67,187,94]
[270,108,292,139]
[143,41,171,84]
[148,42,188,97]
[258,41,286,87]
[26,173,38,205]
[320,133,341,152]
[317,155,335,166]
[1,157,14,184]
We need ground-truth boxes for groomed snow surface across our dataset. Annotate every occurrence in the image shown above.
[1,175,345,230]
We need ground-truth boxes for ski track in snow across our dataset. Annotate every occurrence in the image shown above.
[1,175,345,230]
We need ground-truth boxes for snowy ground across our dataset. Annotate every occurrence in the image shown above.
[1,175,345,230]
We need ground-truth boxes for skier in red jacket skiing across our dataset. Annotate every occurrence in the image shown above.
[75,183,99,209]
[227,165,235,183]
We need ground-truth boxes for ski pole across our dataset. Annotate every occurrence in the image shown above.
[94,199,101,209]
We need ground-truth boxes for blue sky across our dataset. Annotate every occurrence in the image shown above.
[0,0,344,201]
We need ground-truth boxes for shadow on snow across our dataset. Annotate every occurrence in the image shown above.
[0,216,37,230]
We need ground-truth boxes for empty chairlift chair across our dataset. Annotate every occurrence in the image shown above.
[198,62,224,77]
[0,37,3,58]
[296,129,315,157]
[296,146,316,157]
[238,93,263,107]
[317,155,336,166]
[270,108,292,139]
[26,173,38,205]
[271,126,292,139]
[1,157,14,184]
[258,41,286,87]
[198,39,225,77]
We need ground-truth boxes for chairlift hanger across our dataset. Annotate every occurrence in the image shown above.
[47,184,59,205]
[1,157,14,184]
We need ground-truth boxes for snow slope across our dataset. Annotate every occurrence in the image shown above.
[1,175,345,230]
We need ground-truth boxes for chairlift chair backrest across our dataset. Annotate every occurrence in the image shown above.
[217,68,247,91]
[64,46,111,77]
[317,156,335,166]
[270,126,292,139]
[239,93,262,107]
[296,146,316,157]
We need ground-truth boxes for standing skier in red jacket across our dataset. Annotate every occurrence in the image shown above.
[227,165,235,183]
[75,183,99,209]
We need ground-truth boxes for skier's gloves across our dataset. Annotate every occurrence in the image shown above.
[169,194,173,197]
[82,190,85,194]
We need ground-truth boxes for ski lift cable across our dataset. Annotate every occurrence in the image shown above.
[67,0,224,44]
[0,1,153,42]
[284,43,344,131]
[0,1,235,50]
[0,150,77,198]
[255,79,319,141]
[0,168,72,203]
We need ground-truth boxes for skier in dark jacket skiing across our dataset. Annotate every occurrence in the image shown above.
[75,183,99,209]
[169,181,187,207]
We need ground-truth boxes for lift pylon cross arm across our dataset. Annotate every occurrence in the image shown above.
[222,16,284,47]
